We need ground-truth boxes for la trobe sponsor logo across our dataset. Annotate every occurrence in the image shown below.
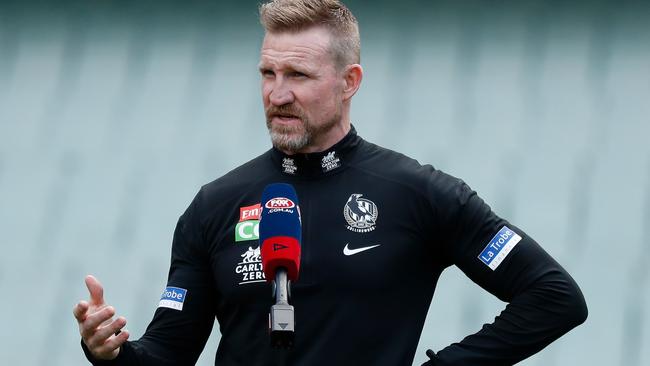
[478,226,522,270]
[158,286,187,311]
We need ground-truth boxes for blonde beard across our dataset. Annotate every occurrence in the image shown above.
[268,123,311,152]
[267,114,340,153]
[265,100,342,153]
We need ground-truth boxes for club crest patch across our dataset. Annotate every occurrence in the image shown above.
[343,193,378,233]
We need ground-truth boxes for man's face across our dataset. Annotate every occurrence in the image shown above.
[259,26,345,153]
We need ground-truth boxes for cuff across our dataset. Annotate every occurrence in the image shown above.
[421,349,440,366]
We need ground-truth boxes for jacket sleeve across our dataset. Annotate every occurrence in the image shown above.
[423,172,588,366]
[83,189,217,365]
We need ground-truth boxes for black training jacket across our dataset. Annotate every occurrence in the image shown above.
[83,126,587,366]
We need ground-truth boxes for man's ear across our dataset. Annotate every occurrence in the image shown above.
[342,64,363,101]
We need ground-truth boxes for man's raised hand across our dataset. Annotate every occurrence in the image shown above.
[73,275,130,360]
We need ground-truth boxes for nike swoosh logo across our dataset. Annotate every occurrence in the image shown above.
[343,243,381,256]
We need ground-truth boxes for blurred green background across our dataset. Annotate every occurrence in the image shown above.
[1,0,649,364]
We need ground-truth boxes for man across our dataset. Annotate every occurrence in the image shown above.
[73,0,587,365]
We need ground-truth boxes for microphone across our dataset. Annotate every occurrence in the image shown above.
[259,183,302,349]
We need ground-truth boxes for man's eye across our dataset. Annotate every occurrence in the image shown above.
[289,72,307,78]
[261,70,275,77]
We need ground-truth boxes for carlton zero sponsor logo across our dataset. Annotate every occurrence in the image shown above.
[235,204,261,242]
[158,286,187,311]
[235,246,266,285]
[321,151,341,172]
[282,158,297,175]
[478,226,522,270]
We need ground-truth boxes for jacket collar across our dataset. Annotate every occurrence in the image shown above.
[270,125,361,178]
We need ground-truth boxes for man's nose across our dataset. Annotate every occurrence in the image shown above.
[269,79,295,106]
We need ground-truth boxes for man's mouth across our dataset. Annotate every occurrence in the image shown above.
[272,114,301,123]
[273,112,297,118]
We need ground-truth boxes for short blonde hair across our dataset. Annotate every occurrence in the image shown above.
[259,0,360,69]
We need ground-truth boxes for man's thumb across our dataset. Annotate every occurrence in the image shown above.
[85,275,105,305]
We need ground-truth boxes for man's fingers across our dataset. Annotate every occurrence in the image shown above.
[94,330,129,358]
[81,306,115,339]
[73,301,89,322]
[86,316,127,349]
[77,275,127,361]
[85,275,105,306]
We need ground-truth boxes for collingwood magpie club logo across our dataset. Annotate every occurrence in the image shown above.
[343,193,378,233]
[282,158,297,175]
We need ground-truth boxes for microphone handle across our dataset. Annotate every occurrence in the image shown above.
[269,267,295,348]
[274,268,289,305]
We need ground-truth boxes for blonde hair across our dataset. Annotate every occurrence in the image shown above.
[259,0,360,69]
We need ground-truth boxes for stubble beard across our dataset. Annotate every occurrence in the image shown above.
[266,104,340,153]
